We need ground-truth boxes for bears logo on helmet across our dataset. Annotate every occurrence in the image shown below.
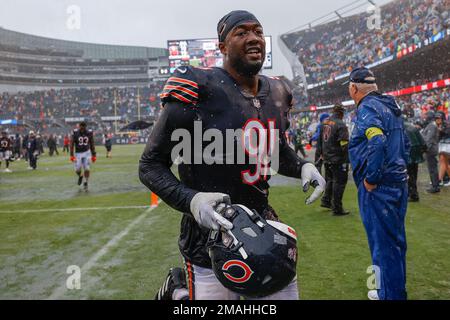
[222,260,254,283]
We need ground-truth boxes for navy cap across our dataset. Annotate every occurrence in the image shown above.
[319,113,330,123]
[343,67,376,85]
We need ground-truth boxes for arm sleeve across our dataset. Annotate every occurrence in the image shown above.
[404,129,411,163]
[138,101,199,214]
[338,123,350,163]
[90,132,96,155]
[417,129,427,152]
[316,126,323,157]
[422,124,436,147]
[360,106,386,185]
[311,125,320,142]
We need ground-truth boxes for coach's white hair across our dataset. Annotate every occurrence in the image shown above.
[351,82,379,94]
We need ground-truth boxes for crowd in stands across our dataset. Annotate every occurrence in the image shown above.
[289,85,449,144]
[305,72,450,110]
[398,87,450,118]
[392,73,450,91]
[0,83,164,122]
[291,0,449,84]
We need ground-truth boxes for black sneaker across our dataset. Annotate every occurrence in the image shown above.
[333,210,350,216]
[426,187,440,194]
[155,267,187,300]
[320,202,332,209]
[77,175,83,186]
[408,197,419,202]
[83,182,88,191]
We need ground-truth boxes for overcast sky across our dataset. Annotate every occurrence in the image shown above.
[0,0,392,77]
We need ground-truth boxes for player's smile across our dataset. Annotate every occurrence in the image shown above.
[245,46,263,61]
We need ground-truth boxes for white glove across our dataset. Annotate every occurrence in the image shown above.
[190,192,233,230]
[301,163,326,205]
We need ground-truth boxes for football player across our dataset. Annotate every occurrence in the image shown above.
[0,131,13,172]
[70,121,96,190]
[139,10,325,300]
[104,134,112,158]
[26,131,38,170]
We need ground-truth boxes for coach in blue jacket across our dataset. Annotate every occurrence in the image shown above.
[346,67,410,300]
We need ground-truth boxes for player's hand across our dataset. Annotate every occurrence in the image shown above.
[91,156,96,163]
[364,179,377,192]
[190,192,233,231]
[301,163,326,205]
[70,156,76,162]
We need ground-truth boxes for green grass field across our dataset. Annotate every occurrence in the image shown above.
[0,144,449,299]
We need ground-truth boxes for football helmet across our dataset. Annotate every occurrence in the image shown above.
[207,204,298,297]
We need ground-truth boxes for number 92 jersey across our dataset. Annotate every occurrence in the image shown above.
[72,129,94,154]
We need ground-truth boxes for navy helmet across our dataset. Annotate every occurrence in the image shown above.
[207,204,298,297]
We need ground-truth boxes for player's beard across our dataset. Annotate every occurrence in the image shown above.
[229,53,263,77]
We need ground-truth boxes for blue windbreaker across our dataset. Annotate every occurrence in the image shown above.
[349,92,410,186]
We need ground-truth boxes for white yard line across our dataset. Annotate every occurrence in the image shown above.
[0,205,151,214]
[47,204,159,300]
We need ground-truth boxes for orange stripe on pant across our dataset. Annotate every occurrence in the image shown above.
[186,262,194,300]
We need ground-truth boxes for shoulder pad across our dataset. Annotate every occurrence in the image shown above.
[265,75,294,110]
[160,66,199,106]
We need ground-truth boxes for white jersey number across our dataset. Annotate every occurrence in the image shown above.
[78,136,89,146]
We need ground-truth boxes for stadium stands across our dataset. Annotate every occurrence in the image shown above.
[282,0,450,85]
[0,28,169,138]
[280,0,450,134]
[0,85,163,120]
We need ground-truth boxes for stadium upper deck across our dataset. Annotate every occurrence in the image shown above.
[281,0,450,88]
[0,28,168,92]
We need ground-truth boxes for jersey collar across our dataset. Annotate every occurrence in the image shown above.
[218,67,270,100]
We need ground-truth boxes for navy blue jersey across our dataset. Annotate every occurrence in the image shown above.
[71,129,96,155]
[139,66,308,267]
[0,137,12,151]
[319,116,349,164]
[27,137,37,153]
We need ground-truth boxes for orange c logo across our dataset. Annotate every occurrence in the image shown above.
[222,260,254,283]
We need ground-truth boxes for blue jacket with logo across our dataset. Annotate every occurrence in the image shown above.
[349,92,409,186]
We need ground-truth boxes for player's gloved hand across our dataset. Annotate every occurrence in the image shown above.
[190,192,233,231]
[91,156,96,163]
[70,156,76,162]
[301,163,326,205]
